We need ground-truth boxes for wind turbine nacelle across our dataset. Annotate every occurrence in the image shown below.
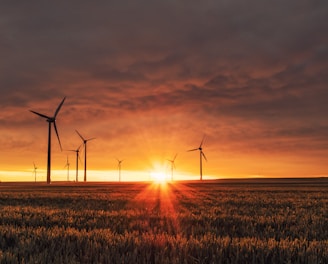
[47,117,56,122]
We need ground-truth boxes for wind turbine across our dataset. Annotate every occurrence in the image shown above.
[33,162,38,182]
[116,158,123,182]
[64,155,70,181]
[30,97,66,184]
[76,130,95,182]
[67,144,82,182]
[188,136,207,181]
[167,153,177,181]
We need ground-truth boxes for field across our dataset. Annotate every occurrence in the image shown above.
[0,178,327,263]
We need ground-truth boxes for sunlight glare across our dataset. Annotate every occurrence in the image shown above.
[151,171,167,183]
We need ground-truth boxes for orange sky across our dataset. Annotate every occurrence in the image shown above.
[0,1,327,182]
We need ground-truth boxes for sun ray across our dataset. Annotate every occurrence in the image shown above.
[127,181,181,235]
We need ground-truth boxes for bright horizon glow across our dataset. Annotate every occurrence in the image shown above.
[150,171,167,183]
[0,169,225,182]
[1,169,325,183]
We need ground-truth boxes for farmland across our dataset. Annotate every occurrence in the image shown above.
[0,178,327,263]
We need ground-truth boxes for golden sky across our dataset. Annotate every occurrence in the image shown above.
[0,1,327,181]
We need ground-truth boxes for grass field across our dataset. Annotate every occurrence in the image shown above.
[0,178,327,263]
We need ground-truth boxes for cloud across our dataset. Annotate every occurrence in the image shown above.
[0,0,328,177]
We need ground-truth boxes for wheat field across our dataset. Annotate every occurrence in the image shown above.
[0,178,327,263]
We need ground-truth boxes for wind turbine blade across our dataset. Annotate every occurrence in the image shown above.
[30,110,50,120]
[86,137,96,142]
[200,135,206,148]
[54,97,66,117]
[79,144,85,157]
[187,148,198,152]
[173,153,178,161]
[75,129,85,141]
[78,153,83,165]
[66,143,83,152]
[53,121,62,151]
[201,151,207,162]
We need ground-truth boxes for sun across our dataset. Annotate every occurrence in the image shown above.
[151,171,167,183]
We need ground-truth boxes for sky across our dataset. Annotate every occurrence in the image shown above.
[0,0,327,181]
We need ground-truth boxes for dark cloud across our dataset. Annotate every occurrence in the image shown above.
[0,0,327,177]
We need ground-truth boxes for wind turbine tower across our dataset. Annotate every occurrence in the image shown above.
[116,159,123,182]
[68,144,82,182]
[167,154,177,181]
[188,136,207,181]
[64,155,70,181]
[76,130,95,182]
[33,162,37,182]
[30,97,66,184]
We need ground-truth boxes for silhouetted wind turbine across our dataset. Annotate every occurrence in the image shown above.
[188,136,207,181]
[76,130,95,182]
[33,162,38,182]
[116,158,123,182]
[30,97,66,184]
[167,153,177,181]
[64,155,70,181]
[67,144,82,182]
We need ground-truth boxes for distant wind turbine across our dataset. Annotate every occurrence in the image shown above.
[64,155,70,181]
[116,158,123,182]
[167,153,177,181]
[30,97,66,184]
[33,162,38,182]
[188,136,207,181]
[76,130,95,182]
[67,144,82,182]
